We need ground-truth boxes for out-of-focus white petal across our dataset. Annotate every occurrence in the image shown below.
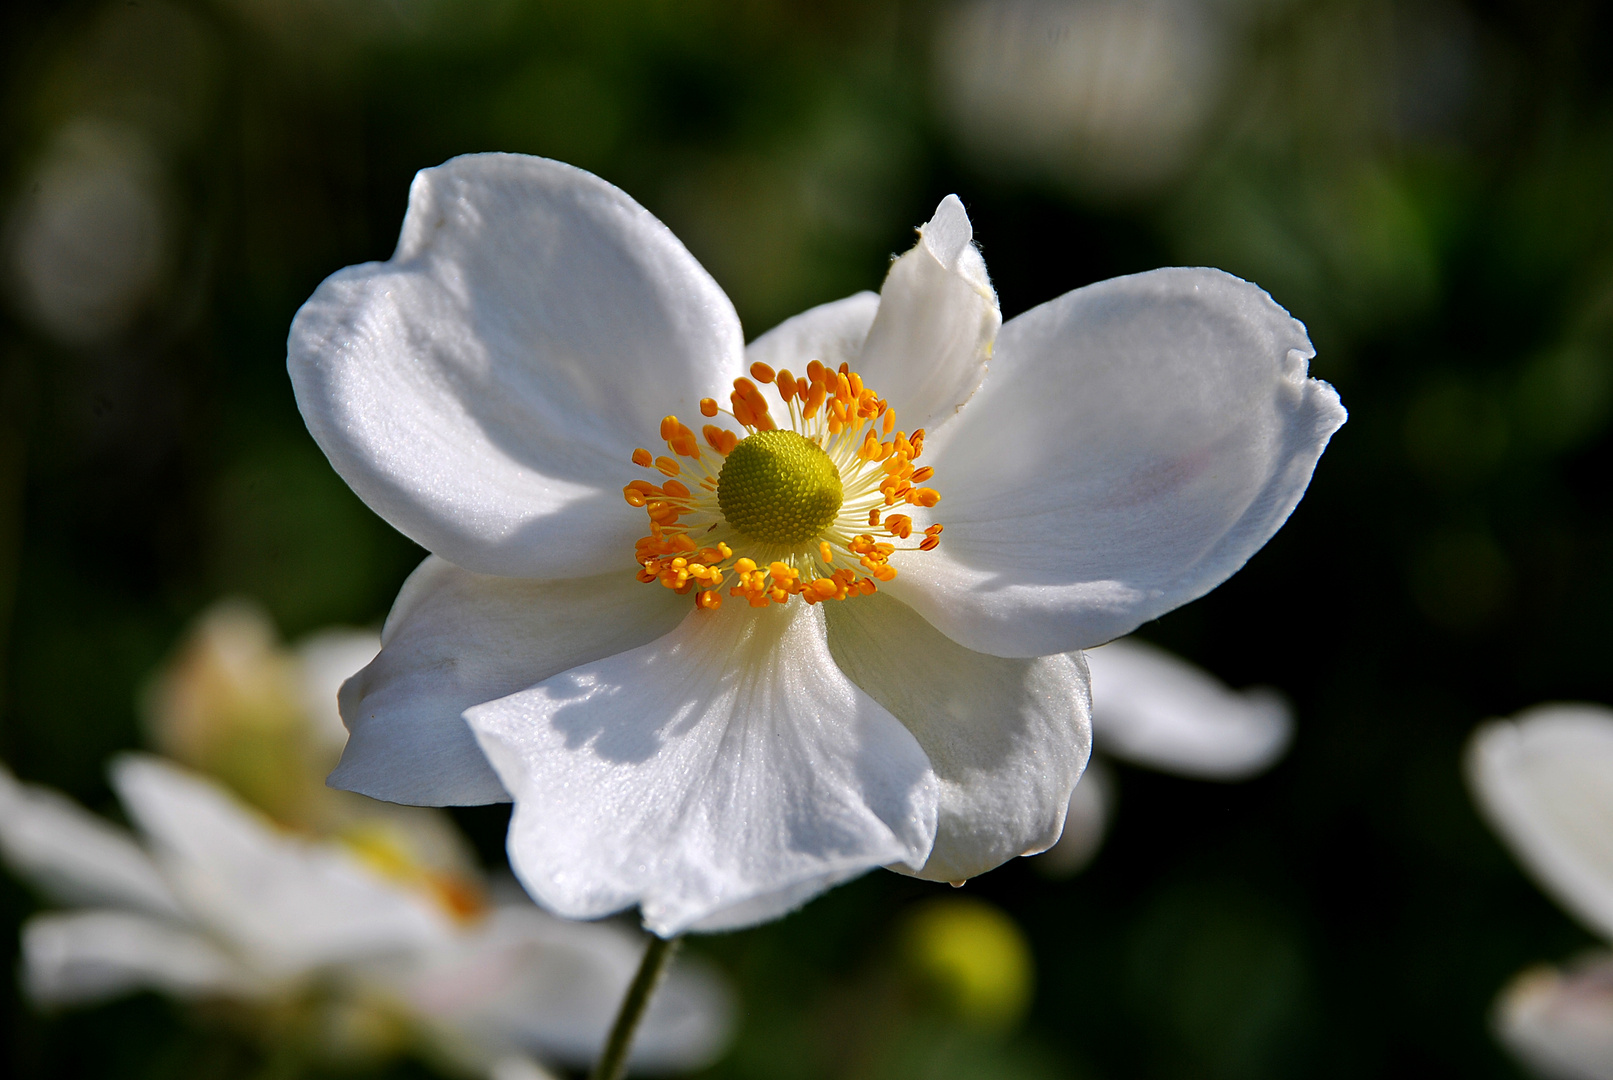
[488,1057,562,1080]
[0,763,183,918]
[331,556,686,806]
[856,196,1000,434]
[1495,955,1613,1080]
[888,267,1345,657]
[111,755,453,976]
[22,910,261,1005]
[823,593,1090,883]
[294,627,381,755]
[465,601,938,936]
[403,905,733,1071]
[744,292,880,376]
[1083,637,1292,779]
[1467,707,1613,942]
[1035,757,1115,877]
[288,153,746,580]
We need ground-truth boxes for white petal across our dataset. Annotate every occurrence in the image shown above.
[823,592,1090,883]
[889,267,1345,657]
[1495,955,1613,1080]
[745,291,880,375]
[1083,637,1292,779]
[1467,707,1613,942]
[331,556,686,806]
[288,153,745,579]
[22,910,261,1005]
[489,1057,561,1080]
[294,627,381,755]
[1035,756,1115,877]
[402,905,733,1070]
[0,763,183,918]
[112,755,454,975]
[856,195,1001,433]
[465,600,938,935]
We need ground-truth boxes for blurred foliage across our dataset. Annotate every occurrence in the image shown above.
[3,0,1613,1077]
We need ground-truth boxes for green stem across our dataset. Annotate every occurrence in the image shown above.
[588,933,682,1080]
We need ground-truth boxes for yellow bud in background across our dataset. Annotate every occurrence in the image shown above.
[898,896,1034,1031]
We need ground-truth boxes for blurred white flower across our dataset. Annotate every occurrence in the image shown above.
[1038,636,1292,875]
[1467,705,1613,1080]
[0,755,732,1077]
[288,153,1342,935]
[4,120,171,345]
[933,0,1233,195]
[141,598,385,830]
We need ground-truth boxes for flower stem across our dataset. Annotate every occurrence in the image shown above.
[588,933,682,1080]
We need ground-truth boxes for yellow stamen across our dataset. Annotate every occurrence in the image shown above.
[624,356,944,610]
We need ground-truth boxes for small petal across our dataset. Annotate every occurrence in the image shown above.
[22,910,260,1005]
[332,556,686,806]
[401,904,733,1071]
[112,755,453,975]
[1035,757,1115,878]
[1083,637,1292,779]
[823,592,1090,883]
[1495,955,1613,1080]
[465,601,938,936]
[0,763,182,918]
[294,627,381,755]
[288,153,745,580]
[744,292,880,376]
[856,195,1001,433]
[1467,706,1613,942]
[889,267,1345,657]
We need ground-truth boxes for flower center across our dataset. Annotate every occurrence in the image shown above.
[716,430,843,545]
[623,358,944,610]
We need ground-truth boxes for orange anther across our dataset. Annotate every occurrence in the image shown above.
[838,362,850,375]
[696,590,722,610]
[732,395,757,429]
[750,362,776,384]
[856,577,877,595]
[847,371,863,398]
[660,416,679,441]
[623,488,647,507]
[819,541,834,563]
[777,370,797,401]
[835,372,851,401]
[700,398,720,417]
[655,456,681,477]
[803,382,827,419]
[806,360,826,385]
[662,479,690,498]
[919,536,940,551]
[868,507,881,527]
[703,425,737,455]
[811,578,839,599]
[885,514,912,539]
[882,409,895,435]
[911,466,934,483]
[873,564,898,582]
[925,523,943,536]
[909,487,940,508]
[631,448,653,467]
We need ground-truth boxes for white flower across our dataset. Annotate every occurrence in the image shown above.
[932,0,1231,194]
[1036,636,1293,874]
[0,756,731,1077]
[288,153,1345,935]
[1467,705,1613,1080]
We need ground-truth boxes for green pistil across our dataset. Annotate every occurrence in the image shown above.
[717,430,843,546]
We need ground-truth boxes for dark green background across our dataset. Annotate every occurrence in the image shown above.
[3,0,1612,1077]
